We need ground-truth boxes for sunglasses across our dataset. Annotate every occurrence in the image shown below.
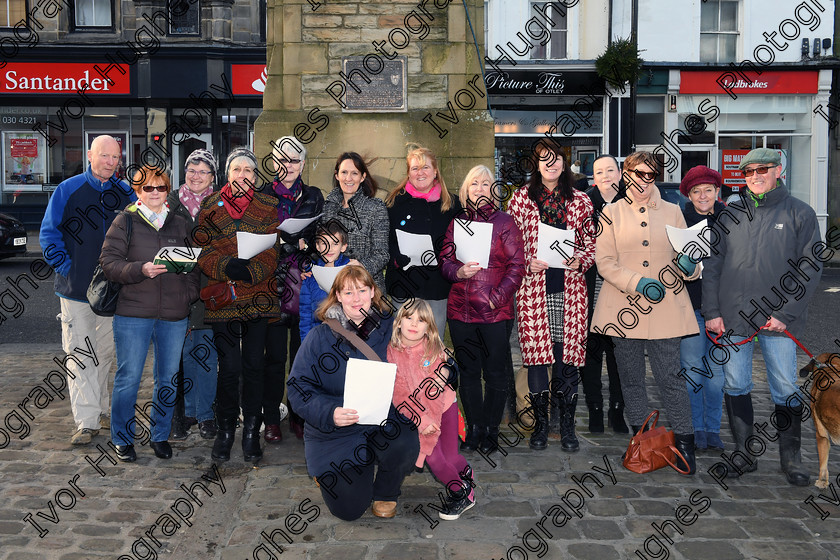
[630,169,657,182]
[141,185,168,193]
[280,159,301,165]
[741,165,775,178]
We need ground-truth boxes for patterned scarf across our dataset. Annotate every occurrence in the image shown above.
[221,182,254,220]
[405,181,441,202]
[136,202,169,230]
[272,176,303,222]
[179,185,213,218]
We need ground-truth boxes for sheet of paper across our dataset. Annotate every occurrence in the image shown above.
[277,214,322,234]
[153,246,202,273]
[453,219,493,269]
[395,230,437,270]
[666,219,710,258]
[311,264,346,292]
[343,358,397,425]
[537,223,576,269]
[236,232,277,259]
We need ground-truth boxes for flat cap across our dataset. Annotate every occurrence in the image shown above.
[738,148,781,170]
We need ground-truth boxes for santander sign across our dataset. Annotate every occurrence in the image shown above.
[1,63,131,95]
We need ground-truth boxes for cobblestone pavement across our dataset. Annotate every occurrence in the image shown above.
[1,338,839,560]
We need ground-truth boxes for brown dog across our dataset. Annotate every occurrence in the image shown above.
[799,353,840,488]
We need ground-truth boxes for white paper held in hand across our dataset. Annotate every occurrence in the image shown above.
[277,214,322,234]
[343,358,397,425]
[236,232,277,259]
[537,223,576,269]
[311,264,346,292]
[395,230,437,270]
[665,219,709,258]
[453,220,493,269]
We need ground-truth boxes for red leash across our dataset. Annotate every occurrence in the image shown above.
[705,325,815,360]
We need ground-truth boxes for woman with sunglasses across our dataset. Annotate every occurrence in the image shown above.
[262,136,325,443]
[100,165,200,462]
[591,151,701,475]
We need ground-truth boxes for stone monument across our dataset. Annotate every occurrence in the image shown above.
[254,0,495,193]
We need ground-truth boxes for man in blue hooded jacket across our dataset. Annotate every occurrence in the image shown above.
[40,135,135,445]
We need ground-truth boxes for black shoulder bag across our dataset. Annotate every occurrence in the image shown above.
[88,212,132,317]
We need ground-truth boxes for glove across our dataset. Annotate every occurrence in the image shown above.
[394,253,411,268]
[636,277,665,302]
[225,258,252,282]
[677,253,697,275]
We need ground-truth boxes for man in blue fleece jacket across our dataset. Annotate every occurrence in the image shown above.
[39,135,136,445]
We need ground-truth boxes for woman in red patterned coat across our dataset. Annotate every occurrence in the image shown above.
[508,141,595,452]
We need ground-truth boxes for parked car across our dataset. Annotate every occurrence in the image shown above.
[0,213,27,260]
[658,182,689,210]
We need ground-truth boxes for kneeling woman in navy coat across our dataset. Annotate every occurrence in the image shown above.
[288,265,418,521]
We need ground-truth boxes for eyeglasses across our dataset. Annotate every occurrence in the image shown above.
[186,169,213,177]
[741,165,775,178]
[141,185,168,193]
[630,169,657,182]
[279,159,301,165]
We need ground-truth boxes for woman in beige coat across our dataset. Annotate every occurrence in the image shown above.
[591,151,701,475]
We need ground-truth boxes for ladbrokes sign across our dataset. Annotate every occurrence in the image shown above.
[1,63,131,95]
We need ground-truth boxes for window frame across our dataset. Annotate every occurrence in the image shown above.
[71,0,115,32]
[0,0,27,30]
[168,0,201,37]
[700,0,739,63]
[528,1,568,61]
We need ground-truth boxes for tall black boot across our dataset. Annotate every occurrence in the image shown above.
[608,401,629,433]
[528,391,550,450]
[559,393,580,452]
[478,427,499,454]
[461,425,485,452]
[587,402,604,433]
[211,416,236,462]
[674,433,697,475]
[723,393,758,477]
[242,415,263,462]
[777,404,810,486]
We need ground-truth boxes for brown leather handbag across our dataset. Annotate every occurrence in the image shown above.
[200,281,237,311]
[622,410,690,474]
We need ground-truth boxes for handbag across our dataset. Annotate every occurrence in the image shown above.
[200,281,237,311]
[278,254,303,316]
[87,212,132,317]
[622,410,690,475]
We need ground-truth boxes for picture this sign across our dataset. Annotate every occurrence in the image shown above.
[484,69,605,96]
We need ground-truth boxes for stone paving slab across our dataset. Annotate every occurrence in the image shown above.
[1,343,839,560]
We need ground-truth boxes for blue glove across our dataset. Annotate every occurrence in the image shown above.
[636,277,665,302]
[677,254,697,276]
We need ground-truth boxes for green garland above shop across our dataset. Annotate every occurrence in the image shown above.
[595,36,645,92]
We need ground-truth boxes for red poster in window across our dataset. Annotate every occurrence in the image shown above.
[10,139,38,158]
[1,63,131,95]
[721,150,750,192]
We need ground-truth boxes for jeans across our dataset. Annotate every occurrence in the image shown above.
[213,318,269,419]
[721,333,798,406]
[263,319,300,425]
[183,328,218,423]
[111,315,188,446]
[679,310,725,433]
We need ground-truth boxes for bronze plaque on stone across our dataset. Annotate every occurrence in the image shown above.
[341,56,407,113]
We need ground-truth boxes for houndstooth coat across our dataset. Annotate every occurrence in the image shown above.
[508,187,595,367]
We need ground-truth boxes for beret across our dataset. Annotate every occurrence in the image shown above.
[738,148,781,170]
[679,165,721,197]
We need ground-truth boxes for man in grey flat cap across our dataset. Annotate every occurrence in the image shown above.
[702,148,822,486]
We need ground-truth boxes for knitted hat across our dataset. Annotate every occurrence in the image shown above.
[184,149,217,175]
[224,147,257,179]
[738,148,781,170]
[679,165,722,197]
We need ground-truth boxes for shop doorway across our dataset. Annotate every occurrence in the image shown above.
[172,133,213,188]
[679,151,710,179]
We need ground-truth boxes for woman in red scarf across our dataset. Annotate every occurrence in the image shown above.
[196,147,281,464]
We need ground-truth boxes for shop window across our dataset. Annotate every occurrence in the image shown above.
[169,0,200,35]
[635,96,664,146]
[700,0,738,63]
[72,0,113,29]
[529,2,567,60]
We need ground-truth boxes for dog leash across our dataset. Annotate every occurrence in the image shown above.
[705,325,815,361]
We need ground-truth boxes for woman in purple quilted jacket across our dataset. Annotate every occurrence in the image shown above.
[440,165,526,455]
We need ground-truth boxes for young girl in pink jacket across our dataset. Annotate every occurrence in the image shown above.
[388,299,476,520]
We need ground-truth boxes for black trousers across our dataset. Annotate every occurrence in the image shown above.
[262,318,301,425]
[212,318,268,419]
[580,332,624,407]
[449,319,511,430]
[317,422,419,521]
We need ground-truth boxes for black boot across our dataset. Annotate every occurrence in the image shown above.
[528,391,550,450]
[461,424,485,451]
[587,402,604,433]
[559,393,580,452]
[211,416,236,462]
[608,401,629,433]
[777,404,810,486]
[242,415,263,462]
[723,393,758,477]
[479,426,499,454]
[674,433,696,475]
